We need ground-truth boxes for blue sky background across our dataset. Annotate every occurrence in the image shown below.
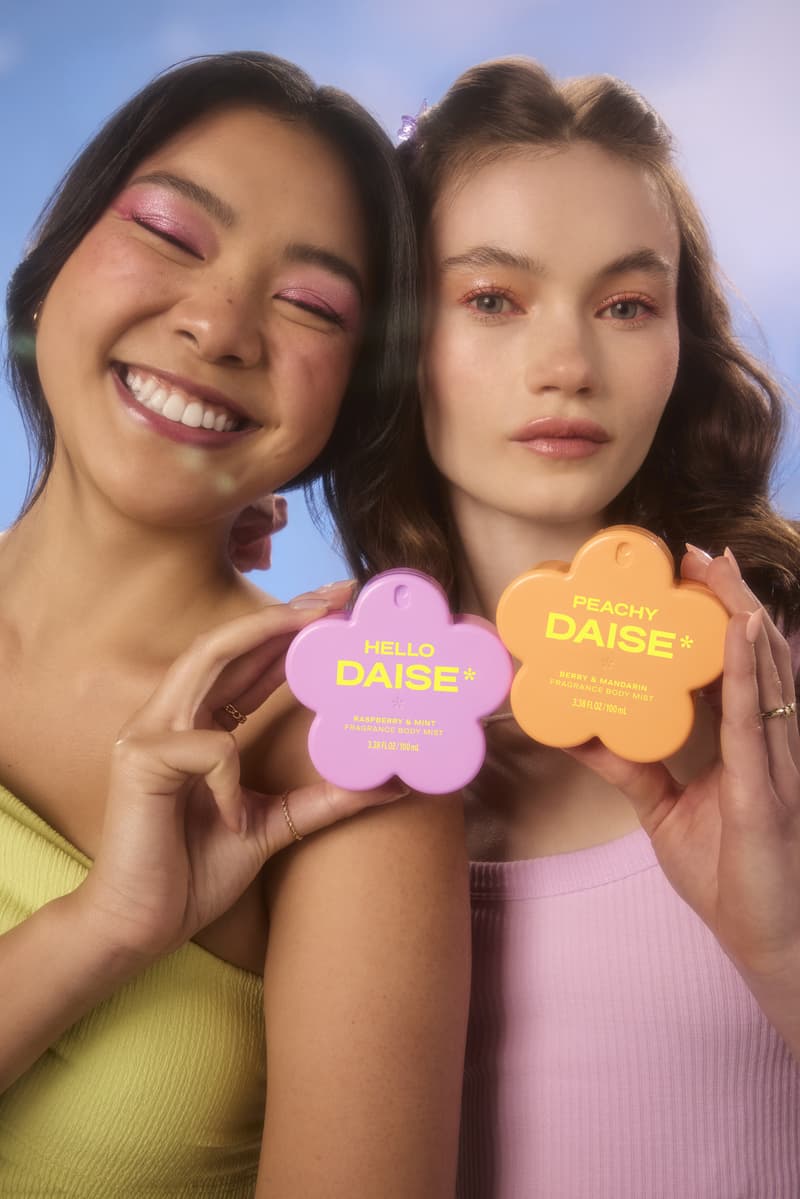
[1,0,797,598]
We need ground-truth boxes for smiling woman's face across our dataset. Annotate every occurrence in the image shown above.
[35,105,368,526]
[421,141,681,535]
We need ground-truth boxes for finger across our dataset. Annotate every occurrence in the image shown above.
[254,778,411,856]
[744,610,799,791]
[719,612,777,808]
[112,728,245,835]
[564,740,680,838]
[682,548,798,760]
[131,599,332,733]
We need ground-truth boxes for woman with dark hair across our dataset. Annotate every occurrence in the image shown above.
[339,58,800,1195]
[0,53,469,1197]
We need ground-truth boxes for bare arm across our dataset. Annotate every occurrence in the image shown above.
[254,701,471,1199]
[0,589,403,1092]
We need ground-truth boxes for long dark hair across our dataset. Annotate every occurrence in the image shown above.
[6,51,418,530]
[337,57,800,629]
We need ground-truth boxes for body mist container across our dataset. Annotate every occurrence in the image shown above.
[496,526,729,762]
[286,569,513,793]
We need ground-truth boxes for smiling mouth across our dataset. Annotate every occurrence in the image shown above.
[115,365,252,433]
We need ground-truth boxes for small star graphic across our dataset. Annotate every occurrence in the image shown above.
[392,696,405,709]
[463,667,476,681]
[680,635,694,649]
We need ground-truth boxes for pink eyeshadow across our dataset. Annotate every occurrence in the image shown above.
[111,186,213,255]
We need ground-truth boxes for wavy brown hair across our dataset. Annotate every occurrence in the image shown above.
[331,57,800,630]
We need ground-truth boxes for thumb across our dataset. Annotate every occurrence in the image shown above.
[564,739,680,838]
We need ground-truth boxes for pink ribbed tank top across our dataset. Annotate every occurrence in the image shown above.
[459,829,800,1197]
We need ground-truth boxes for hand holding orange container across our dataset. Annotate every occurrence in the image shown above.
[496,526,729,762]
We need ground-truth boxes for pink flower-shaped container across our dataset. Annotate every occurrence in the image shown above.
[285,569,513,793]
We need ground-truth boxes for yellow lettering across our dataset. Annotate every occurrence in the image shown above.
[648,630,675,659]
[434,666,460,693]
[336,660,364,685]
[364,662,392,688]
[618,625,647,654]
[406,665,432,691]
[546,612,576,640]
[573,619,605,648]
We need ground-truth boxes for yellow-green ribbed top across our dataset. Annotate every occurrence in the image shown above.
[0,784,265,1197]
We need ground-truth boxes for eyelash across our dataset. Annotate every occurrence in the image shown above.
[461,286,522,321]
[460,286,659,327]
[133,216,203,260]
[277,294,346,330]
[597,292,658,326]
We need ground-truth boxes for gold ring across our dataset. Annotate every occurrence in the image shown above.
[223,703,247,726]
[281,792,303,842]
[760,700,797,721]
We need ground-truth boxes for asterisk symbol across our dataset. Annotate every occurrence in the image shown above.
[463,668,476,681]
[680,635,694,649]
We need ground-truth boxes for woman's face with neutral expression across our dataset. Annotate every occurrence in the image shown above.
[36,105,369,526]
[421,141,681,535]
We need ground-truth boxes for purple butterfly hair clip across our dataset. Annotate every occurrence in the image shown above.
[397,101,428,145]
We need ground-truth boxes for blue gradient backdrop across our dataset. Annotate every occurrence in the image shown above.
[1,0,797,597]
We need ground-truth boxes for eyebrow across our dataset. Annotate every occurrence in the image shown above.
[441,245,545,275]
[126,175,365,298]
[285,242,365,301]
[441,243,676,283]
[130,171,236,228]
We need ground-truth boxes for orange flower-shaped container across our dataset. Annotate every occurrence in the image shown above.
[496,526,729,762]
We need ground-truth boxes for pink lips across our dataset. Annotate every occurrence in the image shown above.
[512,417,610,460]
[111,368,256,449]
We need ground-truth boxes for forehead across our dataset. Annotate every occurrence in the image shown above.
[134,105,368,258]
[430,142,679,268]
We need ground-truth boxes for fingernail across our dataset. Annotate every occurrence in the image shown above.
[685,543,712,563]
[382,782,410,803]
[724,547,742,579]
[318,579,356,593]
[239,806,248,839]
[289,596,330,611]
[746,607,763,643]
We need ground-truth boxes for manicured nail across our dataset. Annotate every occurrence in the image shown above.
[318,579,356,593]
[685,543,712,563]
[724,547,742,579]
[746,608,764,643]
[289,596,329,611]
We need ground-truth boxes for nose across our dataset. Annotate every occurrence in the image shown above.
[172,277,265,368]
[524,308,596,398]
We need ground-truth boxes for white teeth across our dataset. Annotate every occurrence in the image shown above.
[124,368,241,433]
[162,393,186,422]
[181,401,204,428]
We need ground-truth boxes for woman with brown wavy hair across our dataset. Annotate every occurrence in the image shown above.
[336,58,800,1196]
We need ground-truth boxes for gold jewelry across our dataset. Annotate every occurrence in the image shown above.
[281,791,303,842]
[760,700,797,721]
[223,703,247,726]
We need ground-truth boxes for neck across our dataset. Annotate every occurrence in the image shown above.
[0,475,247,664]
[451,493,604,621]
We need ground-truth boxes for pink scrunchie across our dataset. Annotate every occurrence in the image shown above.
[228,494,288,572]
